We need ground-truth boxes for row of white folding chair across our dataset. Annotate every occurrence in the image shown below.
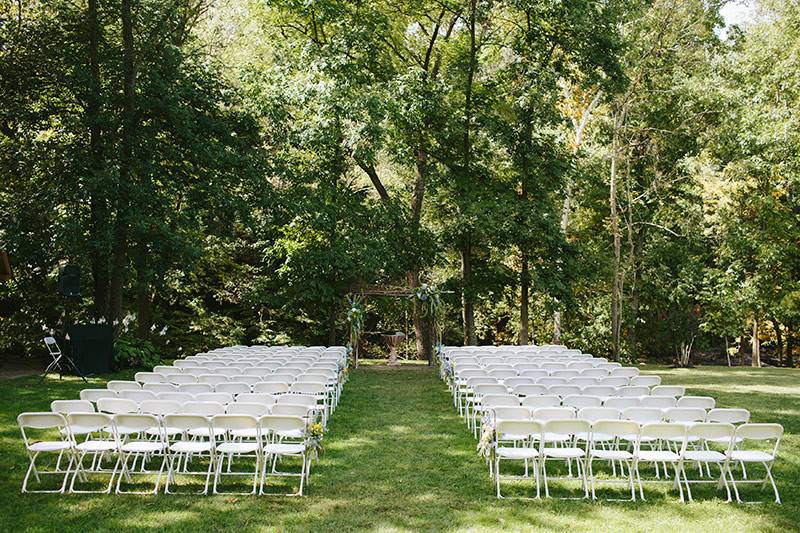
[18,411,312,495]
[137,369,337,384]
[491,419,783,503]
[83,384,327,403]
[52,398,318,418]
[454,368,640,382]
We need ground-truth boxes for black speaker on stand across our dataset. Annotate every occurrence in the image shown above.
[58,264,81,296]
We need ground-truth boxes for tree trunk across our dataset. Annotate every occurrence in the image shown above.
[773,319,783,366]
[519,255,529,345]
[787,325,794,368]
[86,0,108,318]
[327,305,337,346]
[461,238,476,345]
[751,317,761,368]
[408,271,433,364]
[609,112,624,361]
[738,334,746,366]
[111,0,136,324]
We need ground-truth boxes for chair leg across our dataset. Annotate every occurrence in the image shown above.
[765,462,781,504]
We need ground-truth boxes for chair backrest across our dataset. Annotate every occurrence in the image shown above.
[491,406,532,422]
[622,407,663,424]
[254,382,290,395]
[18,412,68,447]
[178,383,214,394]
[604,397,641,409]
[134,372,165,384]
[591,420,639,442]
[651,385,685,397]
[181,401,226,416]
[270,404,311,417]
[235,393,277,405]
[599,377,629,388]
[531,407,575,420]
[538,377,567,386]
[583,386,616,397]
[163,414,211,434]
[706,408,750,424]
[733,423,783,456]
[51,400,94,414]
[118,390,157,402]
[140,400,182,416]
[195,393,234,405]
[226,402,270,416]
[543,419,590,440]
[631,375,661,387]
[481,394,520,408]
[687,422,735,447]
[107,380,141,391]
[664,407,707,423]
[44,336,61,356]
[580,368,608,378]
[290,382,326,395]
[198,374,230,385]
[677,396,715,409]
[640,396,677,409]
[496,419,542,441]
[80,389,118,402]
[548,385,582,397]
[577,407,620,422]
[97,397,139,414]
[258,415,306,436]
[562,395,602,409]
[66,412,113,436]
[278,394,316,407]
[519,370,549,380]
[142,382,178,393]
[212,414,258,433]
[113,414,160,436]
[166,374,197,384]
[503,377,534,388]
[514,384,548,397]
[639,422,687,448]
[610,367,640,378]
[216,382,252,395]
[473,384,509,396]
[157,392,195,403]
[521,395,561,408]
[617,385,649,398]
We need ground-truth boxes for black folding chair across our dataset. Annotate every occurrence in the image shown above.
[42,336,87,382]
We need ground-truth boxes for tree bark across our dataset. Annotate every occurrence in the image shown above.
[751,317,761,368]
[110,0,136,324]
[787,325,794,368]
[86,0,109,318]
[738,334,746,366]
[609,112,624,361]
[327,305,337,346]
[772,319,783,365]
[519,256,529,345]
[407,271,433,364]
[461,238,476,345]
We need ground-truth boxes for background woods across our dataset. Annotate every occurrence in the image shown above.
[1,0,798,367]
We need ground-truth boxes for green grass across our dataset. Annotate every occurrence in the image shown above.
[0,364,798,532]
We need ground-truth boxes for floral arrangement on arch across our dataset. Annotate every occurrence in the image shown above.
[412,283,442,318]
[306,422,325,460]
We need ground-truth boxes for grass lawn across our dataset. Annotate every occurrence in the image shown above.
[0,363,798,532]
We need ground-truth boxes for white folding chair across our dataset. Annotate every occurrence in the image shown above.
[107,380,141,392]
[66,413,117,494]
[652,385,685,397]
[634,423,687,502]
[80,389,117,402]
[112,413,167,494]
[493,420,543,499]
[683,423,735,502]
[17,413,74,493]
[540,419,590,499]
[211,414,261,495]
[587,420,639,501]
[163,414,216,494]
[258,415,310,496]
[677,396,716,409]
[727,423,783,504]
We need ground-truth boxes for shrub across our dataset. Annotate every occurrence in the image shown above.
[113,337,161,370]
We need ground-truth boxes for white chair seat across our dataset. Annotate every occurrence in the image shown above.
[591,449,633,461]
[217,442,260,454]
[75,440,117,452]
[263,443,305,455]
[543,447,585,459]
[729,450,774,462]
[684,450,726,462]
[170,441,213,454]
[146,426,182,437]
[636,450,679,462]
[121,441,166,453]
[29,441,71,452]
[496,446,539,459]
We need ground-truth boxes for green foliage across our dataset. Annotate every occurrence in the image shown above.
[113,337,160,370]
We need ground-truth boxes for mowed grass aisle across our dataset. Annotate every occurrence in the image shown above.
[0,365,798,532]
